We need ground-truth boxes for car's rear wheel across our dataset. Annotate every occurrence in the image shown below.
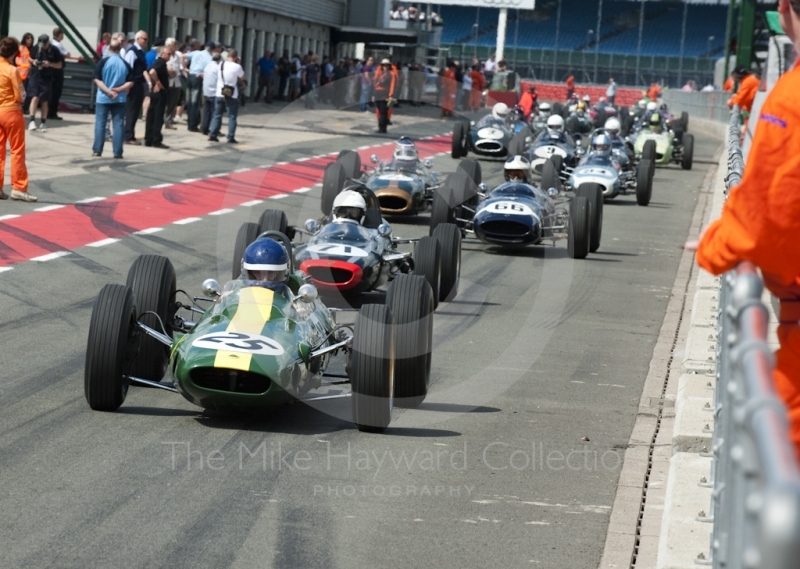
[414,236,442,309]
[636,159,653,206]
[576,183,603,253]
[541,157,562,192]
[681,134,694,170]
[232,222,261,279]
[351,304,394,432]
[85,284,137,411]
[452,121,465,159]
[642,139,656,162]
[432,223,461,302]
[258,209,289,237]
[386,274,434,408]
[321,161,346,216]
[681,111,689,132]
[568,196,591,259]
[126,255,176,382]
[337,150,362,180]
[673,128,684,144]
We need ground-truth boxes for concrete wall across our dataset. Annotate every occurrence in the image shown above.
[10,0,104,58]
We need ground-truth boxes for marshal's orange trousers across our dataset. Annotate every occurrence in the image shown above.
[0,109,28,191]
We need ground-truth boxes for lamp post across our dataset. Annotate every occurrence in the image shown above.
[584,29,593,79]
[473,23,479,59]
[707,35,715,57]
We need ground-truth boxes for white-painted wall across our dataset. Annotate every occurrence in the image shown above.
[10,0,104,57]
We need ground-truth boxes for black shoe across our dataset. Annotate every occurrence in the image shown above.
[188,128,200,133]
[48,115,63,120]
[387,120,393,125]
[227,138,238,144]
[208,136,219,142]
[92,152,102,157]
[114,155,123,159]
[152,142,170,149]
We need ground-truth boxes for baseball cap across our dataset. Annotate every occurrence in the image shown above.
[38,34,49,43]
[205,40,217,49]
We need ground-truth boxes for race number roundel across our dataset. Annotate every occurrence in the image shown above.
[307,243,370,257]
[488,201,534,216]
[193,332,285,355]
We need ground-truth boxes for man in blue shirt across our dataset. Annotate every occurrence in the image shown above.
[92,40,133,158]
[254,50,275,103]
[184,40,214,132]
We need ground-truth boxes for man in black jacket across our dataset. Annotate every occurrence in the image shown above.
[123,30,149,145]
[144,46,171,148]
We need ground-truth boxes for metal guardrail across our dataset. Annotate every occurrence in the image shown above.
[724,108,744,192]
[698,110,800,568]
[662,90,731,123]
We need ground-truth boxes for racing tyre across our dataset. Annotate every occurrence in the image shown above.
[636,159,653,206]
[673,128,684,144]
[452,121,466,159]
[432,223,461,302]
[386,274,434,408]
[458,158,481,186]
[414,236,442,309]
[258,209,289,237]
[508,132,527,157]
[429,191,456,235]
[321,161,346,216]
[232,222,261,279]
[351,303,394,432]
[566,116,579,135]
[568,196,591,260]
[642,139,656,163]
[681,134,694,171]
[85,284,137,411]
[126,255,176,382]
[337,149,362,180]
[576,183,603,253]
[551,154,564,176]
[541,157,562,192]
[681,111,689,132]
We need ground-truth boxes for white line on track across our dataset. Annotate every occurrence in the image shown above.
[87,238,120,247]
[208,208,235,216]
[116,189,140,195]
[134,227,163,235]
[34,205,66,212]
[269,194,289,199]
[0,267,13,273]
[275,161,288,166]
[207,173,228,178]
[31,251,70,262]
[240,200,263,207]
[151,183,173,189]
[293,187,311,193]
[181,178,200,183]
[357,145,371,150]
[76,197,106,204]
[233,168,251,173]
[0,214,20,221]
[296,157,311,162]
[174,217,201,225]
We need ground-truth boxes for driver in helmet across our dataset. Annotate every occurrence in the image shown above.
[576,100,588,114]
[537,102,552,120]
[590,132,612,158]
[332,190,367,224]
[393,136,419,170]
[492,102,510,120]
[542,114,569,144]
[647,112,664,134]
[503,155,531,183]
[240,238,290,294]
[642,101,659,125]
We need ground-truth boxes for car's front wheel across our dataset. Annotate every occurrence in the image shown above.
[568,196,591,259]
[636,159,653,206]
[351,304,394,432]
[432,223,461,302]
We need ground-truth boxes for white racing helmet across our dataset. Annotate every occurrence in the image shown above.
[538,102,552,114]
[504,155,532,182]
[604,117,621,137]
[646,101,658,112]
[638,99,647,109]
[547,114,565,132]
[332,190,367,223]
[492,102,510,119]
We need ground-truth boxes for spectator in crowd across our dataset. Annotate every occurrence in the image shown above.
[144,45,170,148]
[0,36,34,201]
[277,50,290,101]
[680,79,697,92]
[490,59,509,91]
[358,56,374,112]
[289,52,303,101]
[26,34,63,132]
[441,59,457,117]
[302,54,320,109]
[201,50,221,135]
[565,74,575,99]
[16,33,32,114]
[254,50,275,103]
[372,58,395,133]
[102,32,126,58]
[47,27,69,121]
[701,83,716,92]
[606,77,617,106]
[468,64,485,111]
[459,64,471,111]
[91,40,132,159]
[690,0,800,462]
[332,59,348,109]
[163,38,182,129]
[728,66,760,113]
[184,40,214,132]
[483,54,497,85]
[209,48,244,144]
[410,61,427,107]
[97,32,111,56]
[123,30,148,145]
[518,84,537,119]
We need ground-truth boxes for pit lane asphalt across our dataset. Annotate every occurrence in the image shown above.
[0,120,722,569]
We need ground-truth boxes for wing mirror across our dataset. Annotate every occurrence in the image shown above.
[377,223,392,237]
[296,283,318,304]
[304,218,318,234]
[370,154,379,164]
[547,187,559,198]
[424,159,433,169]
[202,278,220,298]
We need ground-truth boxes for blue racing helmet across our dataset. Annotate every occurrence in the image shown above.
[241,238,289,287]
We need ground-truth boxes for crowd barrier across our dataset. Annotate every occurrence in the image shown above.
[698,109,800,568]
[662,90,730,123]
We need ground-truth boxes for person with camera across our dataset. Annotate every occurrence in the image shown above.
[143,46,171,148]
[47,27,70,121]
[26,34,63,132]
[0,36,35,201]
[208,49,244,144]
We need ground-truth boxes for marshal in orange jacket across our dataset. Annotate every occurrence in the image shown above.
[728,74,760,112]
[697,61,800,458]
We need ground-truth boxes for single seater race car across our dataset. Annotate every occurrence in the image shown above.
[631,118,694,170]
[326,139,481,217]
[84,246,438,431]
[451,103,528,159]
[508,115,582,175]
[429,155,602,259]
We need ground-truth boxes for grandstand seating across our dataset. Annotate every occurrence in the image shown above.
[439,1,729,58]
